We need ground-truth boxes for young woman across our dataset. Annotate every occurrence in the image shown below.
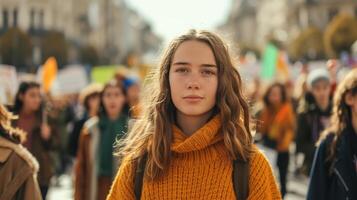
[307,68,357,200]
[0,104,42,200]
[125,78,142,119]
[295,68,333,176]
[107,30,281,200]
[75,80,129,200]
[11,81,59,199]
[257,83,295,198]
[68,83,102,157]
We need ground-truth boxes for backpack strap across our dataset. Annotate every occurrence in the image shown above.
[233,159,249,200]
[134,154,250,200]
[134,153,147,200]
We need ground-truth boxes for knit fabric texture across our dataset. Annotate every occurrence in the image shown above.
[106,115,282,200]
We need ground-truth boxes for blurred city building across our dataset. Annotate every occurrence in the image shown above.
[0,0,162,70]
[219,0,357,57]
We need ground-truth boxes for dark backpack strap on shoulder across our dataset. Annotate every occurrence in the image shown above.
[233,159,249,200]
[134,153,148,200]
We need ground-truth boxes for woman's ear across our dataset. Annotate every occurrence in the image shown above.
[19,94,24,101]
[345,92,354,106]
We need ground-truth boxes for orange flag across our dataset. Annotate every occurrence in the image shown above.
[276,51,289,77]
[42,57,58,93]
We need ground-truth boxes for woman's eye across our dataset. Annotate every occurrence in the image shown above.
[202,70,215,75]
[176,68,189,73]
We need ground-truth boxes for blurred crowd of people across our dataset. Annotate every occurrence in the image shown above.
[252,59,356,199]
[0,56,356,200]
[0,68,142,200]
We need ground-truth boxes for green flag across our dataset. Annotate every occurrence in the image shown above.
[91,66,118,83]
[262,43,278,79]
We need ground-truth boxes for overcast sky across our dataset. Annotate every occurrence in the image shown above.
[125,0,232,43]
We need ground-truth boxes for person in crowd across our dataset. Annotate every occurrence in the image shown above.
[48,95,75,181]
[248,77,262,111]
[10,81,59,199]
[106,30,281,200]
[75,80,129,200]
[295,68,333,176]
[125,78,142,119]
[293,60,309,104]
[0,104,42,200]
[68,83,102,158]
[257,82,295,198]
[326,59,338,95]
[307,68,357,200]
[285,81,299,113]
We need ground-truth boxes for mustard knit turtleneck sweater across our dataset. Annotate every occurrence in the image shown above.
[107,116,281,200]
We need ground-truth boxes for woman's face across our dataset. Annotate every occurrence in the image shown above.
[169,40,218,118]
[21,87,41,113]
[311,80,331,107]
[102,86,125,118]
[127,84,140,105]
[268,86,282,106]
[88,94,100,114]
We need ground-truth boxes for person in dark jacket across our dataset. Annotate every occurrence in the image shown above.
[295,68,333,176]
[307,68,357,200]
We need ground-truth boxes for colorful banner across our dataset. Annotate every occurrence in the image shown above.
[91,65,118,83]
[51,65,89,96]
[261,43,278,80]
[0,65,18,104]
[42,57,58,93]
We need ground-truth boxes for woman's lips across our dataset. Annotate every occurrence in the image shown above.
[183,95,203,103]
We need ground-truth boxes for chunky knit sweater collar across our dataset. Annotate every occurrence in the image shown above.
[107,115,282,200]
[171,115,223,153]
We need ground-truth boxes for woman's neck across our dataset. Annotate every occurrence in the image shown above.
[107,112,120,121]
[317,99,329,111]
[20,108,35,116]
[176,111,213,136]
[88,110,97,118]
[271,102,283,111]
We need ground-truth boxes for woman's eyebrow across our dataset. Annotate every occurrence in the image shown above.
[172,62,217,68]
[201,64,217,68]
[172,61,190,66]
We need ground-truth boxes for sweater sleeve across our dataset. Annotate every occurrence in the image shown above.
[106,157,136,200]
[248,149,282,200]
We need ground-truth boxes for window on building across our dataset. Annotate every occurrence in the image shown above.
[30,9,35,29]
[39,10,44,30]
[328,8,338,21]
[2,9,9,28]
[13,9,18,27]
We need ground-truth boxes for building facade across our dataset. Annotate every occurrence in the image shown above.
[221,0,357,50]
[0,0,161,68]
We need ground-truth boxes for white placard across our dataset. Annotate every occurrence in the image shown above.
[0,65,18,104]
[51,65,89,96]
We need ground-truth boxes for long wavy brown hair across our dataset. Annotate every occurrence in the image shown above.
[116,29,253,180]
[0,104,26,143]
[319,68,357,163]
